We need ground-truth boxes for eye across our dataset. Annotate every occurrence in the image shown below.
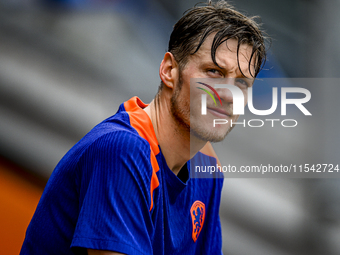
[235,78,250,88]
[207,69,223,77]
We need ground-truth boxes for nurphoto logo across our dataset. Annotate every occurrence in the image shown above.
[197,81,312,128]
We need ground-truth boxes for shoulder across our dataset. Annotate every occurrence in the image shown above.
[79,128,153,171]
[75,128,156,206]
[80,99,155,158]
[56,115,154,182]
[76,109,152,158]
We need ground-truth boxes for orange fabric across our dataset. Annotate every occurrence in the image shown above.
[124,97,160,211]
[149,168,160,212]
[0,162,43,255]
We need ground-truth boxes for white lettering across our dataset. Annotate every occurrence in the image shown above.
[281,87,312,115]
[248,119,264,127]
[248,87,278,115]
[213,119,228,127]
[281,119,298,127]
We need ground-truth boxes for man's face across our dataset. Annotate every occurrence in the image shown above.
[170,34,255,142]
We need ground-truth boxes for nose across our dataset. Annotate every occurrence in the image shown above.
[214,77,239,104]
[214,81,245,115]
[215,86,234,104]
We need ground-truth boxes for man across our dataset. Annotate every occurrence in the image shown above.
[20,1,266,254]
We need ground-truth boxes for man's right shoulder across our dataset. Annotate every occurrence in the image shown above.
[59,110,153,169]
[81,116,151,155]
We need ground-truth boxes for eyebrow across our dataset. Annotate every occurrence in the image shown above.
[210,63,254,79]
[201,60,226,71]
[201,57,255,78]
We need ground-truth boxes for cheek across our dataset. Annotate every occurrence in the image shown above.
[189,89,204,115]
[174,86,191,114]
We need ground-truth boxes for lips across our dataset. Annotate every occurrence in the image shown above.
[207,107,232,118]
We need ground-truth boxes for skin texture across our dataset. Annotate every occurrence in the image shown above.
[145,34,255,175]
[88,34,255,255]
[171,37,255,143]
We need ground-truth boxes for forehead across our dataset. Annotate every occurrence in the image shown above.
[192,33,255,77]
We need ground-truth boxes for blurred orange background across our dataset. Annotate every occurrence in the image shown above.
[0,158,44,255]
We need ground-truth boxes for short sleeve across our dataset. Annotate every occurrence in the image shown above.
[71,131,154,255]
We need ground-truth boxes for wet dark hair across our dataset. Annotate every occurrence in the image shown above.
[165,0,268,81]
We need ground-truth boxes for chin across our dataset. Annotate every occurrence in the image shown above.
[190,124,231,143]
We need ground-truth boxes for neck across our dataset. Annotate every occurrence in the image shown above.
[144,94,206,176]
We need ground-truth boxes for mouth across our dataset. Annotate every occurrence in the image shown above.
[207,107,232,118]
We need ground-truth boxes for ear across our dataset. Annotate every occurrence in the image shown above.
[159,52,179,89]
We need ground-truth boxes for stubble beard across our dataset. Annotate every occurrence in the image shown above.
[170,76,235,143]
[170,76,190,134]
